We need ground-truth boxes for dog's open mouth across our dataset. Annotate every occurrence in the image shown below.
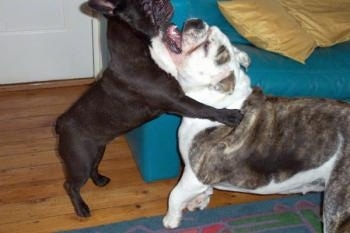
[163,24,182,54]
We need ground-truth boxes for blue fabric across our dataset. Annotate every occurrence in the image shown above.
[242,42,350,99]
[170,0,190,27]
[125,114,181,182]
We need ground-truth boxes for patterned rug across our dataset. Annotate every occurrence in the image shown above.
[60,193,323,233]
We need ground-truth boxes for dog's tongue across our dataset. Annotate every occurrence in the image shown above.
[164,24,182,54]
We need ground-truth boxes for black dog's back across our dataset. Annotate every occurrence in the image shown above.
[56,67,163,142]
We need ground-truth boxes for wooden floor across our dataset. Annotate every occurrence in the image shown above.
[0,83,279,233]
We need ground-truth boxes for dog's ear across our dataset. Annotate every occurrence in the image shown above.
[88,0,116,15]
[231,45,250,70]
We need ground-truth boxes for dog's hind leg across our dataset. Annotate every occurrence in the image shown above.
[64,179,90,217]
[90,145,111,187]
[58,135,99,217]
[163,167,210,229]
[323,150,350,233]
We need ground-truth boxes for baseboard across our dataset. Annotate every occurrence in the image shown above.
[0,77,95,92]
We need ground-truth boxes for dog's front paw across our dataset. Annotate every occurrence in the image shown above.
[239,53,250,70]
[232,45,250,70]
[221,109,243,127]
[163,213,181,229]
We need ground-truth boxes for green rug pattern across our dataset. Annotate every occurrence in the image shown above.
[61,193,322,233]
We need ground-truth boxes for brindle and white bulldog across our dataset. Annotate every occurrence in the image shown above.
[150,19,350,233]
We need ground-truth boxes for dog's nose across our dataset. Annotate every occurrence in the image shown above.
[183,18,205,32]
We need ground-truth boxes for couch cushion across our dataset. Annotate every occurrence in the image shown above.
[218,0,316,63]
[171,0,190,30]
[241,41,350,100]
[280,0,350,47]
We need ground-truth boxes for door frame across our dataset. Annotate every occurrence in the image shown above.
[92,14,105,78]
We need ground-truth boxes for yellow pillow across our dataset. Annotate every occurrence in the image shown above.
[218,0,316,63]
[280,0,350,47]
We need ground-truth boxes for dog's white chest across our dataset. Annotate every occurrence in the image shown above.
[178,72,252,161]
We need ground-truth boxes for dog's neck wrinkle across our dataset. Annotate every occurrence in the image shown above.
[180,73,235,94]
[182,84,210,93]
[179,78,224,94]
[185,69,252,109]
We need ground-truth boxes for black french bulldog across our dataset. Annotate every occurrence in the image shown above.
[55,0,242,217]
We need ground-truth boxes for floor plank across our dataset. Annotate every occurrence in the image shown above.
[0,84,278,233]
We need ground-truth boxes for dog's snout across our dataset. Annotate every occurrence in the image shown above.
[183,19,205,32]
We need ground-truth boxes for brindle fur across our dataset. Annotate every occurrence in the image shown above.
[189,88,350,232]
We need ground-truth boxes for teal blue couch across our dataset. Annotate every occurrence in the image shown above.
[126,0,350,182]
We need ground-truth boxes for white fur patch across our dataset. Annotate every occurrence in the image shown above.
[150,35,178,78]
